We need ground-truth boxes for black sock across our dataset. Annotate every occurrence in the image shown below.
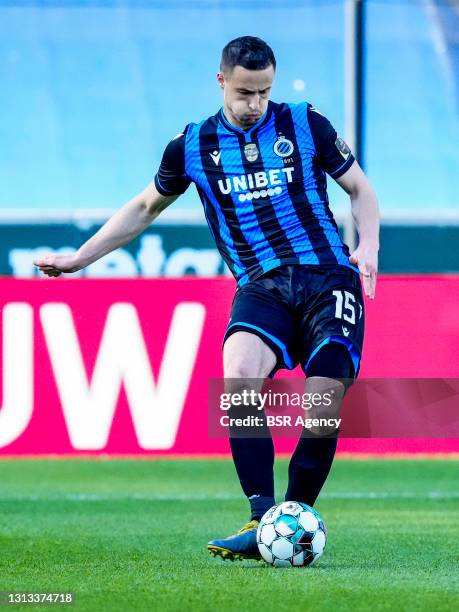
[228,404,275,520]
[288,342,351,506]
[285,434,338,507]
[248,495,276,521]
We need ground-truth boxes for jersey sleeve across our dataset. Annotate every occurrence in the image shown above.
[154,129,192,196]
[307,105,355,179]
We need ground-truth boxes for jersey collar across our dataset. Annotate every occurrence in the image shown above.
[218,101,273,141]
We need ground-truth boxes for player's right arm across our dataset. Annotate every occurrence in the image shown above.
[34,184,179,277]
[34,131,190,277]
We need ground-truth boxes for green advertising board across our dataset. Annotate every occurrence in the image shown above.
[0,216,457,277]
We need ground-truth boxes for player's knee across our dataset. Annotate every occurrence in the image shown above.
[224,359,261,382]
[305,342,355,390]
[223,363,263,405]
[224,341,276,381]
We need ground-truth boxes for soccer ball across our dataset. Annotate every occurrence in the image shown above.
[257,501,327,567]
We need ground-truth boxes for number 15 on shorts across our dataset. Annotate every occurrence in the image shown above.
[332,290,361,324]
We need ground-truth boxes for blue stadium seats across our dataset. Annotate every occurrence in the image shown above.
[0,0,458,213]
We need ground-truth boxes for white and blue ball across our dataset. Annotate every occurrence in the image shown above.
[257,501,326,567]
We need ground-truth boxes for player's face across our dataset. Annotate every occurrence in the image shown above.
[218,65,275,130]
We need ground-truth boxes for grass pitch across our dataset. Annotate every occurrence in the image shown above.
[0,457,458,612]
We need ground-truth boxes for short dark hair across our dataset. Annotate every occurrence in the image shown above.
[220,36,276,74]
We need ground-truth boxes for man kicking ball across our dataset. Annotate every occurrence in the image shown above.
[35,36,379,561]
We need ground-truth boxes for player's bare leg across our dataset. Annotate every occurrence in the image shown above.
[208,331,277,561]
[223,330,277,382]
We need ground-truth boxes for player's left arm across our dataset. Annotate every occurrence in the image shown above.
[307,105,380,299]
[335,161,380,300]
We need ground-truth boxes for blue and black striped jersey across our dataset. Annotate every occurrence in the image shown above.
[155,100,358,285]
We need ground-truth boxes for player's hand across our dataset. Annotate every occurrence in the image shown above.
[33,253,83,277]
[349,242,378,300]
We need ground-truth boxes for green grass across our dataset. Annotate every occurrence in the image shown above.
[0,458,458,612]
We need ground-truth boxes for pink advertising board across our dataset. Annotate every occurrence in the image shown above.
[0,276,458,455]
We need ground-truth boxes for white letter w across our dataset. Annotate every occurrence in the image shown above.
[40,302,205,450]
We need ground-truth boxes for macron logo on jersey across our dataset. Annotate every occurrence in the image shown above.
[210,150,222,166]
[217,167,294,202]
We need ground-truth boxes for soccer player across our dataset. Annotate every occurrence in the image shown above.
[35,36,379,561]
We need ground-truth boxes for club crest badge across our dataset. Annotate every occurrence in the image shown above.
[244,143,259,162]
[273,135,294,158]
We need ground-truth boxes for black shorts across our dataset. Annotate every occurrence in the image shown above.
[223,264,365,378]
